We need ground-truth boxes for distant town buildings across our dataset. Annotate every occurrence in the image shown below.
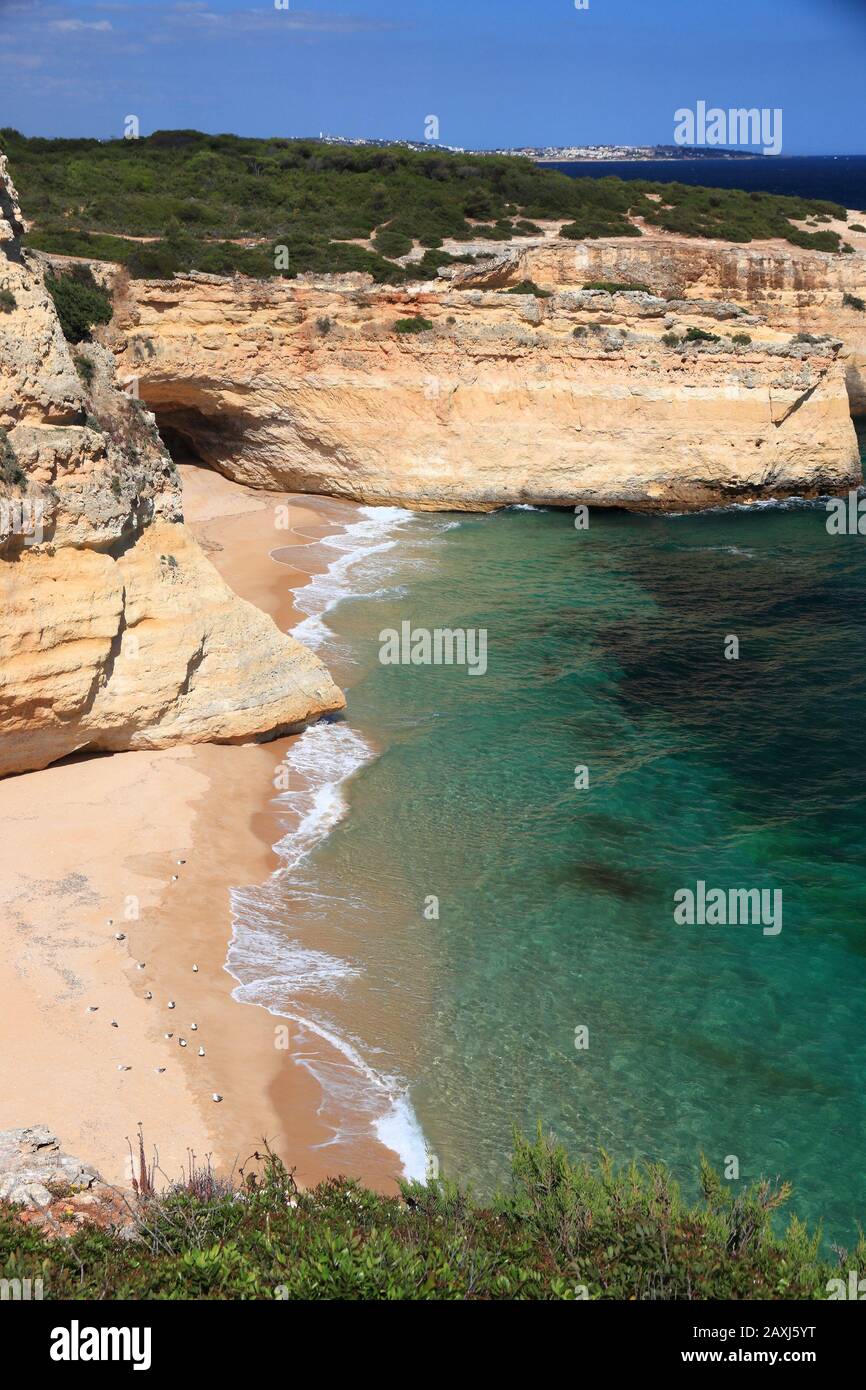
[310,136,759,161]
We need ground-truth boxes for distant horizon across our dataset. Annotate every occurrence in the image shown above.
[4,127,866,162]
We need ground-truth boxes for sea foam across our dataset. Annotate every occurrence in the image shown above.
[227,506,432,1181]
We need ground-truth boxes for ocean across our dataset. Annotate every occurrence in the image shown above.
[551,155,866,208]
[226,466,866,1244]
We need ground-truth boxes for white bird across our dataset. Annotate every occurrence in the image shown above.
[144,991,152,1000]
[87,1005,98,1013]
[111,1020,118,1028]
[114,932,126,941]
[136,962,145,970]
[164,1032,173,1039]
[190,1023,198,1031]
[211,1093,223,1102]
[167,1001,175,1009]
[171,874,178,882]
[177,859,186,866]
[117,1064,131,1072]
[198,1047,205,1057]
[179,1038,187,1047]
[155,1067,166,1074]
[107,918,114,926]
[192,965,199,973]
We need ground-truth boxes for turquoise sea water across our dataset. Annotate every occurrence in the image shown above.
[232,470,866,1245]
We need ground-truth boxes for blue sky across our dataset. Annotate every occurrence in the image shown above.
[1,0,865,152]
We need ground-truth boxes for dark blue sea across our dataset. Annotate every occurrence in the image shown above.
[552,155,866,208]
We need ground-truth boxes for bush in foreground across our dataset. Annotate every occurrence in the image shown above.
[0,1131,859,1300]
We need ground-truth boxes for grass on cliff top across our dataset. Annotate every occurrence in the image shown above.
[0,1130,860,1300]
[0,128,851,284]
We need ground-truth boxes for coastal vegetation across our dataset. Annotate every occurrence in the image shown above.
[506,279,552,297]
[0,129,852,285]
[0,426,24,487]
[582,280,652,293]
[45,265,113,343]
[0,1131,858,1300]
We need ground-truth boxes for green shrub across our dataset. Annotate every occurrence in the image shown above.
[684,325,720,343]
[372,227,413,259]
[661,331,680,346]
[45,266,113,343]
[573,326,587,338]
[73,352,96,385]
[582,280,651,294]
[843,293,865,311]
[794,331,822,344]
[731,332,752,345]
[849,223,866,233]
[315,316,332,335]
[0,426,24,486]
[0,288,16,312]
[394,316,433,334]
[0,1131,858,1300]
[506,279,551,298]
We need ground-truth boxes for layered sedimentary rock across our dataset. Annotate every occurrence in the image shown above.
[108,231,864,512]
[0,156,343,779]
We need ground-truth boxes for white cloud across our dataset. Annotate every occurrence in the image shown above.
[51,18,113,31]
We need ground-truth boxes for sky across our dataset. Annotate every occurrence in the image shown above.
[1,0,865,152]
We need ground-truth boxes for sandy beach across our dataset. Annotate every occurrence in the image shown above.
[0,465,404,1193]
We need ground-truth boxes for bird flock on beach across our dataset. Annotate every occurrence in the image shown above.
[89,856,223,1103]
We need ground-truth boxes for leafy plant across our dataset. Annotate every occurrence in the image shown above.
[394,316,433,334]
[684,325,720,343]
[73,352,96,385]
[0,1130,859,1301]
[582,280,651,294]
[0,426,24,486]
[506,279,552,298]
[0,288,15,312]
[843,293,865,311]
[45,266,113,344]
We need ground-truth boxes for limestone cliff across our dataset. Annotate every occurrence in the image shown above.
[0,155,343,780]
[107,232,863,513]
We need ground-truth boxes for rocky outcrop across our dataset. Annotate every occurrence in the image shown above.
[0,156,344,779]
[108,235,863,513]
[0,1125,102,1208]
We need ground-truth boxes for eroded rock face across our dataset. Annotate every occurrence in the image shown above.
[0,1125,102,1208]
[0,157,344,779]
[108,234,863,512]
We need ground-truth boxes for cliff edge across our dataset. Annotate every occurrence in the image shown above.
[107,235,863,513]
[0,155,344,780]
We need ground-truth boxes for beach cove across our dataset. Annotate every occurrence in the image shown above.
[0,466,409,1192]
